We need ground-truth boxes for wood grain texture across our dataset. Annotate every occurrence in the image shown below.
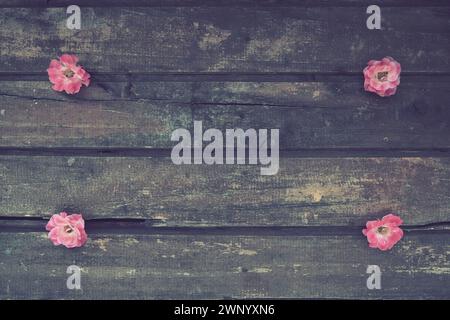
[0,7,449,73]
[0,156,449,226]
[3,0,450,8]
[0,81,191,148]
[0,232,448,299]
[1,1,449,300]
[1,80,450,148]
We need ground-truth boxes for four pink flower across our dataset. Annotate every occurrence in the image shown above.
[45,55,405,250]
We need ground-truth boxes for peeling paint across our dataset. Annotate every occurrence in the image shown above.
[198,24,231,50]
[249,267,272,273]
[67,157,76,166]
[92,238,112,252]
[238,249,258,256]
[124,238,139,247]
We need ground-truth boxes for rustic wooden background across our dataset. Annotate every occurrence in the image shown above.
[0,0,449,299]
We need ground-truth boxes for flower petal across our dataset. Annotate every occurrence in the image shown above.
[59,54,79,66]
[382,214,403,226]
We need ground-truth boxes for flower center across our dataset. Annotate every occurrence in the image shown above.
[377,71,389,82]
[64,225,74,234]
[63,69,75,78]
[377,226,389,235]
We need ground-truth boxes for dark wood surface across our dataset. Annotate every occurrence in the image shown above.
[0,0,449,299]
[0,232,449,299]
[0,7,449,73]
[3,1,450,7]
[1,156,450,227]
[1,80,450,148]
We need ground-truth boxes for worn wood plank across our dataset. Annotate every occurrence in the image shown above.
[0,156,449,225]
[0,7,449,73]
[0,81,192,148]
[3,0,450,8]
[0,232,448,299]
[1,80,450,148]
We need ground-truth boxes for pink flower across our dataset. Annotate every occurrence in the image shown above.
[47,54,90,94]
[362,214,404,251]
[363,57,401,97]
[46,212,88,248]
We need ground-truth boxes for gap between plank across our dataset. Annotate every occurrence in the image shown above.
[1,72,450,82]
[0,147,450,158]
[0,218,449,235]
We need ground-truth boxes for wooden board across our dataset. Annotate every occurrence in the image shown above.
[0,156,449,226]
[0,2,449,300]
[3,0,450,8]
[1,80,450,148]
[0,7,449,73]
[0,232,448,299]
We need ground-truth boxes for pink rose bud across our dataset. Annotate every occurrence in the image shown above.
[47,54,90,94]
[363,57,401,97]
[362,214,404,251]
[46,212,88,248]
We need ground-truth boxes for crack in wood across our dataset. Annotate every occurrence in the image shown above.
[0,218,449,235]
[0,147,450,158]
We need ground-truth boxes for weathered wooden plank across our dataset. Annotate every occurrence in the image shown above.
[0,156,449,225]
[0,7,448,73]
[0,232,448,299]
[3,0,450,8]
[1,80,450,148]
[0,81,192,148]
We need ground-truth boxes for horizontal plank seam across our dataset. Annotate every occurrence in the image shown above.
[0,219,449,235]
[1,147,450,158]
[1,72,450,83]
[0,93,381,109]
[3,92,450,111]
